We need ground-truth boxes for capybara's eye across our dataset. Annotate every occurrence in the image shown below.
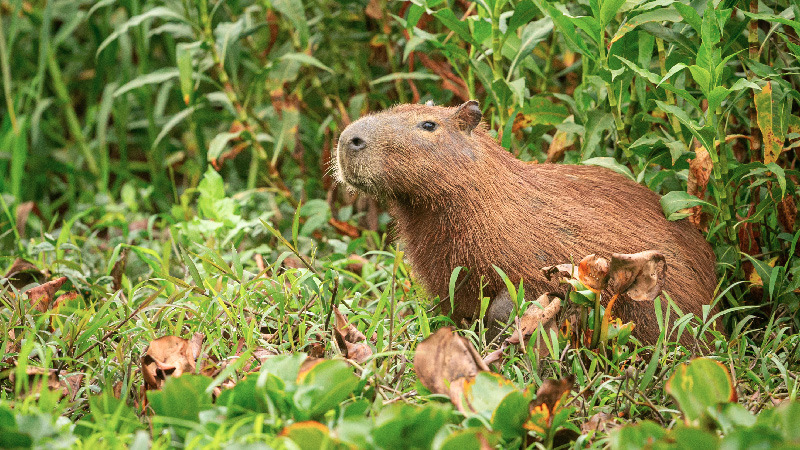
[419,121,438,132]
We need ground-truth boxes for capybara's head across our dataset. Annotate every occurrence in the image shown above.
[335,101,487,201]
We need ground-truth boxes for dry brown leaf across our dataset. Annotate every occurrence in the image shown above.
[413,327,489,413]
[15,201,40,238]
[608,251,667,302]
[508,294,561,349]
[9,367,83,401]
[527,375,574,432]
[110,248,129,292]
[141,333,204,390]
[365,0,384,19]
[332,307,372,363]
[577,254,610,292]
[546,126,576,163]
[4,258,46,290]
[777,195,797,233]
[581,411,620,434]
[344,254,369,274]
[298,357,324,380]
[26,276,68,312]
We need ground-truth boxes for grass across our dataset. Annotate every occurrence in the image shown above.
[1,0,799,448]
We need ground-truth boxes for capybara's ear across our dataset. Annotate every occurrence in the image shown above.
[451,100,482,134]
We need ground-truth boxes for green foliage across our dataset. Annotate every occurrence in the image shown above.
[611,358,800,449]
[2,0,800,448]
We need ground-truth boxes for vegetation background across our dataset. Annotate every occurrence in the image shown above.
[0,0,798,448]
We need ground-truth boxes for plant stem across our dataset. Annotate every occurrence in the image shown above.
[0,13,18,134]
[47,51,99,175]
[656,38,682,139]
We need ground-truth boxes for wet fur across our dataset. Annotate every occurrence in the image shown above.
[336,103,720,345]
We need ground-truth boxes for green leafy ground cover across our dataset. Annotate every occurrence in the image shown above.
[1,0,799,448]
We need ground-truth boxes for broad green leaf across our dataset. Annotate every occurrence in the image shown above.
[666,358,734,425]
[532,0,595,59]
[520,95,570,125]
[610,7,682,45]
[113,68,179,97]
[660,191,716,220]
[600,0,627,27]
[655,101,715,152]
[508,18,553,76]
[280,53,334,73]
[273,0,309,48]
[581,111,615,159]
[506,0,537,34]
[207,131,242,162]
[147,375,214,422]
[701,1,721,46]
[294,360,359,420]
[97,7,186,56]
[492,390,532,440]
[688,65,711,94]
[582,157,635,180]
[673,2,702,32]
[468,372,518,418]
[176,44,193,103]
[754,82,786,164]
[610,421,667,450]
[370,72,440,85]
[433,9,475,44]
[152,105,199,150]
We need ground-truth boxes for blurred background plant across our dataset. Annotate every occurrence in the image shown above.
[2,0,800,447]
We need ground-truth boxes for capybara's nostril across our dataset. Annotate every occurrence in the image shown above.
[349,136,366,151]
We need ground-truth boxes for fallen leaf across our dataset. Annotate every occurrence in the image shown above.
[15,201,41,238]
[777,195,797,233]
[527,376,574,434]
[4,258,46,291]
[110,249,128,292]
[581,411,619,434]
[332,307,372,363]
[507,294,562,355]
[413,327,489,413]
[26,276,68,312]
[607,251,667,302]
[577,254,610,292]
[546,127,576,163]
[9,366,83,401]
[141,333,204,390]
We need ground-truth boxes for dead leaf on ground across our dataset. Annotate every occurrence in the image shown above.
[4,258,46,290]
[110,248,129,292]
[298,357,325,380]
[413,327,489,413]
[26,276,68,312]
[141,333,204,390]
[777,195,797,233]
[577,254,610,292]
[546,126,576,163]
[509,294,561,346]
[15,201,41,238]
[581,411,620,434]
[332,307,372,363]
[541,263,578,282]
[527,375,575,434]
[608,251,666,302]
[9,366,83,401]
[484,293,562,365]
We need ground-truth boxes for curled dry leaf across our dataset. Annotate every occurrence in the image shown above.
[110,248,129,292]
[141,333,205,390]
[413,327,489,413]
[4,258,46,290]
[542,263,578,281]
[608,251,667,302]
[546,126,576,163]
[577,254,610,292]
[26,276,68,312]
[9,367,83,401]
[332,307,372,363]
[527,375,575,434]
[508,294,561,347]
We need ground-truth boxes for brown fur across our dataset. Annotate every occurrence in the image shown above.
[335,102,720,345]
